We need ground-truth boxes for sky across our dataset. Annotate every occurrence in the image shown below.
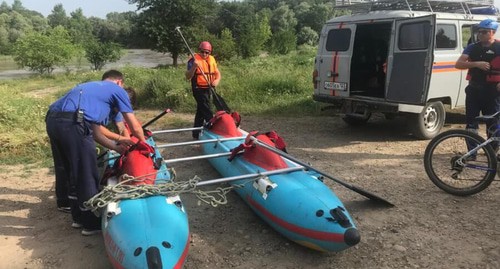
[4,0,137,18]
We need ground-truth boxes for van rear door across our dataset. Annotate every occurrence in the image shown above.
[386,15,436,105]
[315,23,355,99]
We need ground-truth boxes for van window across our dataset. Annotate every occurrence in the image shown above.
[461,25,475,49]
[398,21,431,50]
[325,28,351,51]
[435,24,457,49]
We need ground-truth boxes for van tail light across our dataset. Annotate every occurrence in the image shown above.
[313,69,318,89]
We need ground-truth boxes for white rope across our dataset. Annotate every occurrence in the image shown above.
[84,170,251,212]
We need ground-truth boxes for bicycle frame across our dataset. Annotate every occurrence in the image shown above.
[458,136,498,173]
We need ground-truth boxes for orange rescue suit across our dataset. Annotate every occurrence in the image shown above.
[192,53,218,88]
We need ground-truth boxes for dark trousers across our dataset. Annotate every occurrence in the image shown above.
[46,114,101,230]
[50,140,70,208]
[465,84,500,151]
[192,88,213,138]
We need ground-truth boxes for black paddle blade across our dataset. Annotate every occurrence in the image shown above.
[212,90,231,113]
[142,109,171,128]
[347,185,395,207]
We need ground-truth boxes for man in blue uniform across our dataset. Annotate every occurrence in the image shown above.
[45,70,145,235]
[455,19,500,151]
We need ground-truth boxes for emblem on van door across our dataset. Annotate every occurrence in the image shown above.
[324,82,347,91]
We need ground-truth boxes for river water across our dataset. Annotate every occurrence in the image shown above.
[0,49,174,80]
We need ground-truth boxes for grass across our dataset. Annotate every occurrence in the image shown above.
[0,47,325,166]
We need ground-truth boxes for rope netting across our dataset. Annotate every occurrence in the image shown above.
[84,168,248,213]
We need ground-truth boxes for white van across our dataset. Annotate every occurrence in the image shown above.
[312,0,500,139]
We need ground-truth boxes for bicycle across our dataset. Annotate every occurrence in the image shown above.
[423,111,500,196]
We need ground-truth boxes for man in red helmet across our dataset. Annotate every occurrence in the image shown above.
[185,41,222,139]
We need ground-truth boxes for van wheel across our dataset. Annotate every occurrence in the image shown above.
[342,113,371,126]
[409,101,445,140]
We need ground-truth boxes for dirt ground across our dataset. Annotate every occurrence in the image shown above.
[1,111,499,269]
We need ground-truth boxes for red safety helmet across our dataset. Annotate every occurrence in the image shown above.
[199,41,212,52]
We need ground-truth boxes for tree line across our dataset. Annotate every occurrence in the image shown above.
[0,0,347,74]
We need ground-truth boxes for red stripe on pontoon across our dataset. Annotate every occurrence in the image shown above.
[173,234,191,269]
[246,195,345,243]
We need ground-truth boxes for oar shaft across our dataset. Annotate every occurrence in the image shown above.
[156,137,243,148]
[143,109,171,129]
[152,127,203,135]
[163,152,234,164]
[196,167,304,186]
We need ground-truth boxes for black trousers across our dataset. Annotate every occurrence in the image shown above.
[45,113,101,229]
[465,84,500,152]
[192,88,213,138]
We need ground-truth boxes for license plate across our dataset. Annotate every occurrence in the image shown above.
[324,81,347,91]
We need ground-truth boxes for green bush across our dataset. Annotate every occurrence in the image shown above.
[133,67,192,111]
[297,26,319,46]
[269,30,297,55]
[84,39,123,71]
[12,26,77,74]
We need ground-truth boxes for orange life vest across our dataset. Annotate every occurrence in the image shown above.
[192,53,217,88]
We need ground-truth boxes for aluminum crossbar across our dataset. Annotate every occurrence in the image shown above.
[152,127,203,135]
[196,166,305,186]
[156,137,244,148]
[163,152,234,164]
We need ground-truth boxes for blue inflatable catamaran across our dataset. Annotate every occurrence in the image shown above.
[153,111,388,252]
[199,112,360,251]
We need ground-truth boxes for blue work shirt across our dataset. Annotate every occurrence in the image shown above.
[49,81,133,125]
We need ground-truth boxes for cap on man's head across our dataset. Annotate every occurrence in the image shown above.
[478,19,498,31]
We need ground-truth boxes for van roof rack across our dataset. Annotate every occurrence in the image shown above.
[335,0,498,15]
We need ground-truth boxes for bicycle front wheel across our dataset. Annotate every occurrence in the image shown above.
[423,129,497,196]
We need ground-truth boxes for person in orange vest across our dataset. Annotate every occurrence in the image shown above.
[455,18,500,152]
[185,41,221,139]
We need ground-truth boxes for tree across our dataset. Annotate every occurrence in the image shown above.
[47,4,68,28]
[298,3,334,33]
[11,0,23,13]
[84,39,123,71]
[29,15,49,32]
[130,0,214,66]
[297,26,318,46]
[214,28,237,61]
[8,11,31,43]
[0,2,10,14]
[269,2,297,33]
[0,26,9,54]
[67,8,93,45]
[12,26,76,74]
[238,11,271,58]
[269,29,296,55]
